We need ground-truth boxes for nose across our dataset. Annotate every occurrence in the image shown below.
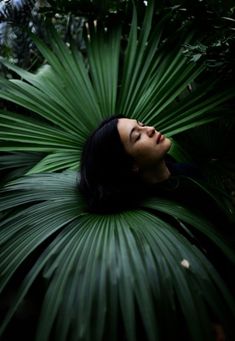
[145,126,155,137]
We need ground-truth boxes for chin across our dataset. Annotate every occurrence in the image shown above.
[165,137,172,150]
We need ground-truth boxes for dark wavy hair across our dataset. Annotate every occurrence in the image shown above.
[79,116,141,212]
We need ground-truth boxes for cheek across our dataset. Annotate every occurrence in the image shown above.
[134,146,159,166]
[130,138,171,166]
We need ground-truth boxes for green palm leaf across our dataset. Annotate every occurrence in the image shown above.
[0,152,44,185]
[142,195,235,262]
[0,1,234,174]
[0,172,235,341]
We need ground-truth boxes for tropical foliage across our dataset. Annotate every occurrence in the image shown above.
[0,1,235,340]
[1,0,235,78]
[164,0,235,77]
[0,0,41,73]
[0,0,86,75]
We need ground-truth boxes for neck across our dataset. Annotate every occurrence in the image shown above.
[141,160,171,184]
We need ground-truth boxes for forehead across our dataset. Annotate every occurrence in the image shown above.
[117,118,136,143]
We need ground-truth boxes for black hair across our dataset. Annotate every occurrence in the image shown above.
[79,116,141,212]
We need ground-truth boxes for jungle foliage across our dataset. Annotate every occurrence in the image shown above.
[0,1,235,340]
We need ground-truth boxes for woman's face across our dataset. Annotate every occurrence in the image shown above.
[117,118,172,170]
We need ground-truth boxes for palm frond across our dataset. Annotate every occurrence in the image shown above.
[0,2,234,174]
[0,172,235,341]
[142,196,235,261]
[0,151,44,186]
[87,23,121,118]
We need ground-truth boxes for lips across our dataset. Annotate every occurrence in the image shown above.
[157,133,163,144]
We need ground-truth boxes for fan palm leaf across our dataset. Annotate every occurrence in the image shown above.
[0,152,44,186]
[0,1,234,174]
[0,172,235,341]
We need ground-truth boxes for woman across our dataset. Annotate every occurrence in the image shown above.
[79,115,203,213]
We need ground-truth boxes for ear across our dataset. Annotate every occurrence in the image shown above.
[132,163,139,173]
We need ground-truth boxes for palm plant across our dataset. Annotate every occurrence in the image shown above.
[0,0,38,72]
[0,1,235,340]
[0,0,86,77]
